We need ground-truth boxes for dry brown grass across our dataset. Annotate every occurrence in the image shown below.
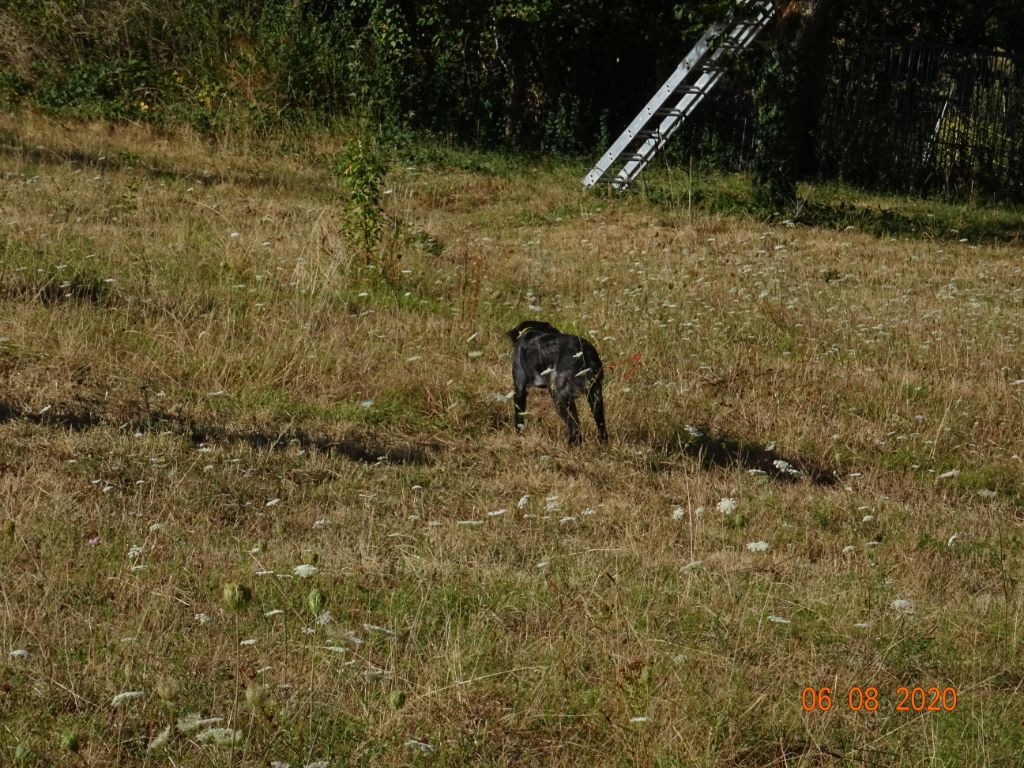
[1,111,1023,766]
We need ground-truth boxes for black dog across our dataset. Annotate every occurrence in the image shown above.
[506,320,608,445]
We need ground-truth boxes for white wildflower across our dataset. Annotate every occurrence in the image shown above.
[194,612,211,625]
[773,459,800,477]
[671,506,686,521]
[746,541,770,553]
[717,497,738,515]
[767,615,791,624]
[111,690,145,707]
[293,564,318,578]
[405,740,435,754]
[544,495,560,512]
[148,725,172,751]
[265,498,281,507]
[947,533,960,547]
[937,469,960,480]
[239,638,256,646]
[891,598,915,614]
[558,516,577,526]
[977,489,997,499]
[842,545,856,554]
[303,761,330,768]
[9,649,30,659]
[176,713,223,733]
[316,611,333,626]
[456,520,482,527]
[517,494,530,509]
[629,716,649,723]
[362,665,393,681]
[362,623,395,636]
[682,560,702,571]
[195,727,242,746]
[127,544,144,560]
[487,508,507,517]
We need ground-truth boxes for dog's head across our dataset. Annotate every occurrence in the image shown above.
[506,320,561,344]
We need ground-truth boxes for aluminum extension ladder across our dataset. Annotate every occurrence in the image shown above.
[582,0,776,189]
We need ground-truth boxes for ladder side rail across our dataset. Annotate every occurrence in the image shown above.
[582,22,728,187]
[584,0,778,188]
[612,10,773,187]
[613,61,732,186]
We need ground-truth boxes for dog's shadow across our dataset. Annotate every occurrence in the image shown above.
[655,424,839,485]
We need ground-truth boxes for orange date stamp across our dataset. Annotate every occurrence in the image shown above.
[801,686,958,712]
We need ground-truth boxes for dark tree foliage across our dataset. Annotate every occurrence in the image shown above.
[0,0,1019,194]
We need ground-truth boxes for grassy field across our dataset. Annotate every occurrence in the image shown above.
[1,111,1023,767]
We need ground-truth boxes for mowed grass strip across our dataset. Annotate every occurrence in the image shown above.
[1,112,1023,766]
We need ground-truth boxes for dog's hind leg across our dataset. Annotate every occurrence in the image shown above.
[554,395,582,445]
[587,380,608,443]
[513,386,528,433]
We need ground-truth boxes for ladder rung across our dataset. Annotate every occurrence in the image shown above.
[673,84,710,95]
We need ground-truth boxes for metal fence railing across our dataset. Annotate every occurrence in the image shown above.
[817,38,1024,199]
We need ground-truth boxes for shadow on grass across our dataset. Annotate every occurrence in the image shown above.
[654,424,840,486]
[791,201,1023,244]
[0,128,311,191]
[0,399,433,465]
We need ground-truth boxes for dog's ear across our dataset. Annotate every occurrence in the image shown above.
[507,320,560,343]
[506,322,528,343]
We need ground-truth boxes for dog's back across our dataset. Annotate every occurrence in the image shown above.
[506,320,607,444]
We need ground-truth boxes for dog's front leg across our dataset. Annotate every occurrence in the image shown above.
[512,378,529,434]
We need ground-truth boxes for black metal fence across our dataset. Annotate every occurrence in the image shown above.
[817,38,1024,199]
[667,38,1023,201]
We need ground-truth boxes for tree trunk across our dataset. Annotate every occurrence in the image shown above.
[754,0,845,211]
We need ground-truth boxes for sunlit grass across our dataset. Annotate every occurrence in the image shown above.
[1,110,1023,765]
